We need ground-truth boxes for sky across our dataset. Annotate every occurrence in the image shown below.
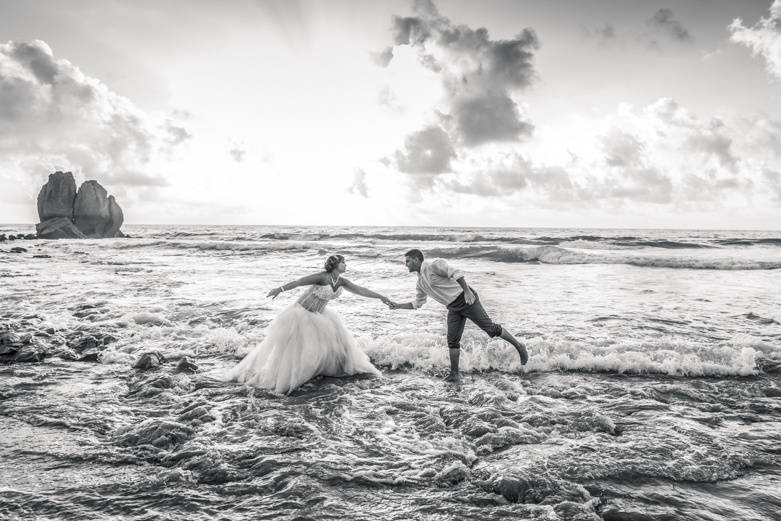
[1,0,781,229]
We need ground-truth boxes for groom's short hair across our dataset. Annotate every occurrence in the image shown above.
[405,249,424,262]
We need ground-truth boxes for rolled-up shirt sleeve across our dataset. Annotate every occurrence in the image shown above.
[431,259,464,281]
[412,281,428,309]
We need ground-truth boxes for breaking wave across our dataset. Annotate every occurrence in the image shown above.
[426,245,781,270]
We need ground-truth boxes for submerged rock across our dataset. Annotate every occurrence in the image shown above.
[434,461,470,486]
[134,351,165,370]
[175,356,199,374]
[68,335,98,350]
[9,247,27,254]
[113,418,194,449]
[5,344,47,363]
[0,330,47,364]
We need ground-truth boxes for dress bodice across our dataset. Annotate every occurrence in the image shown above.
[297,284,343,313]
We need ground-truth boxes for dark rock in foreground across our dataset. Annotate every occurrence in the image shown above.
[35,171,125,239]
[0,330,48,364]
[134,351,165,370]
[175,356,199,374]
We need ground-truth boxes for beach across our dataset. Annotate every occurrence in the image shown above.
[1,225,780,520]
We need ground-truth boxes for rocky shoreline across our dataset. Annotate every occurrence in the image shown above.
[0,317,198,373]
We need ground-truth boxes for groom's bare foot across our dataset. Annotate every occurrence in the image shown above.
[444,372,461,383]
[516,343,529,365]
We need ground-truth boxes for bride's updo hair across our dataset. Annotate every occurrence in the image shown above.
[324,254,345,273]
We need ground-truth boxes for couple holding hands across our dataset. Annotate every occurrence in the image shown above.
[225,249,529,394]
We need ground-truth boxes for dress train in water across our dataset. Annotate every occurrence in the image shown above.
[225,284,380,394]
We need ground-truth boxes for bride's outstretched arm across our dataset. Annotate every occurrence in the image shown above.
[340,278,389,303]
[267,273,324,299]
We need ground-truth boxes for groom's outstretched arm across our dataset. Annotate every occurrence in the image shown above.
[390,284,427,310]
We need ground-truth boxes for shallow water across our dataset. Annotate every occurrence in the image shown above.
[1,225,780,520]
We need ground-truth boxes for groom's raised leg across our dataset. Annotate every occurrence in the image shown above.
[499,327,528,365]
[464,295,529,366]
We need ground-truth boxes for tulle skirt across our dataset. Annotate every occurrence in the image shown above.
[225,303,381,394]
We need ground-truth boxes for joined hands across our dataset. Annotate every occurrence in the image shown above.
[380,297,398,310]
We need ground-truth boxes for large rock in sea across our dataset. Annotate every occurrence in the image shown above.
[36,217,87,239]
[37,171,76,221]
[73,181,124,238]
[35,171,124,239]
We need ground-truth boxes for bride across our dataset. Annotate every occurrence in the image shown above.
[225,254,386,394]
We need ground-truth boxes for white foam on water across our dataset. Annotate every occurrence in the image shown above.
[362,333,775,376]
[128,312,172,326]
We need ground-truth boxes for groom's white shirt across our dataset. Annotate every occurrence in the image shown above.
[413,259,465,309]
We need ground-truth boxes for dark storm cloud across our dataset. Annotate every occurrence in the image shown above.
[0,39,189,188]
[393,125,455,174]
[451,93,534,146]
[646,8,692,42]
[380,0,539,147]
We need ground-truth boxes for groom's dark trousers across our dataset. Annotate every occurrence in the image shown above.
[446,288,503,350]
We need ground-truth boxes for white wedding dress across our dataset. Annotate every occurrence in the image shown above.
[225,283,381,394]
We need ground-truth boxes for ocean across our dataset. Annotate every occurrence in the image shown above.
[1,225,780,520]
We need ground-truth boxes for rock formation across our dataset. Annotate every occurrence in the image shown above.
[35,171,125,239]
[37,171,77,221]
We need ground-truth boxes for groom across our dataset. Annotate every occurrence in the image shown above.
[387,249,528,382]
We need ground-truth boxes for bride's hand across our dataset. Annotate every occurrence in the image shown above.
[267,287,282,299]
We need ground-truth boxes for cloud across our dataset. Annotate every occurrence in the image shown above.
[370,47,394,67]
[450,92,534,146]
[164,121,192,145]
[348,169,369,197]
[601,129,644,167]
[229,147,246,163]
[379,0,539,146]
[646,8,692,42]
[0,39,190,189]
[729,0,781,79]
[582,23,616,44]
[435,97,781,211]
[392,125,455,174]
[764,169,781,201]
